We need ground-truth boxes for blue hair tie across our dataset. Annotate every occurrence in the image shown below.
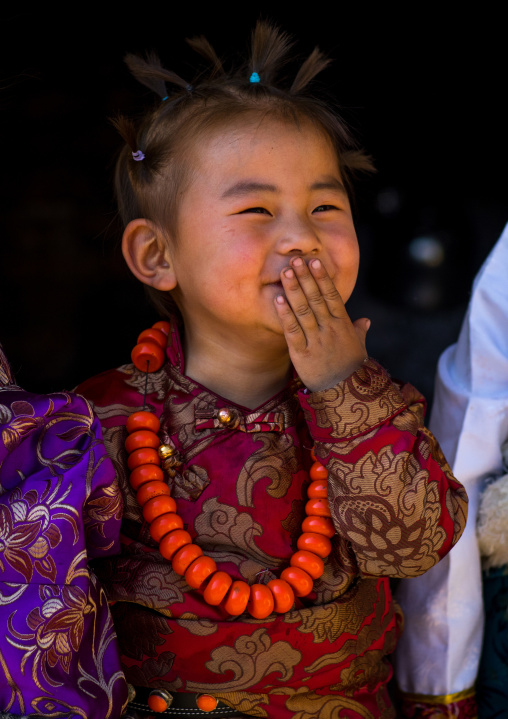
[162,96,169,101]
[250,72,260,83]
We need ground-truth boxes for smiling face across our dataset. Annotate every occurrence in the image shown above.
[168,117,360,353]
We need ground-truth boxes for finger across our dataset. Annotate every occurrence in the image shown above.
[273,294,308,351]
[308,259,348,317]
[280,266,319,332]
[352,317,371,357]
[288,257,331,322]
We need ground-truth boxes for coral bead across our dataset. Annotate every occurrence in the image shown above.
[172,544,204,576]
[148,693,170,712]
[305,498,332,518]
[223,581,251,616]
[196,695,217,712]
[185,556,217,589]
[267,579,295,613]
[310,461,328,481]
[152,320,171,336]
[247,583,275,619]
[280,566,314,597]
[136,480,171,507]
[130,464,165,491]
[127,447,160,470]
[137,327,168,349]
[159,529,192,560]
[126,411,160,434]
[203,571,233,605]
[131,340,165,372]
[310,446,317,461]
[125,430,160,454]
[307,479,328,499]
[142,494,177,523]
[302,515,335,538]
[149,513,183,543]
[297,532,332,558]
[290,550,324,580]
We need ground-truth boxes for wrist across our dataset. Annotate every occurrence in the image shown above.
[303,356,369,393]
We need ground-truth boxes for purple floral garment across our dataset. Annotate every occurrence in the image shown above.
[0,346,128,718]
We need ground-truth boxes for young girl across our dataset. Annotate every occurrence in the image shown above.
[1,22,467,719]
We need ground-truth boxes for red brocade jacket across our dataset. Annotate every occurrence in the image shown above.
[76,323,468,719]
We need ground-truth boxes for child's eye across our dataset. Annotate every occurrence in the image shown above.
[237,207,271,215]
[313,204,338,213]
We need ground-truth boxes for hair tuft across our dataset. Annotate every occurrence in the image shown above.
[110,115,139,152]
[249,21,293,84]
[125,52,191,98]
[290,47,331,94]
[186,35,224,78]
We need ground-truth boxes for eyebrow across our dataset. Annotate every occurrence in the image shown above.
[311,178,348,195]
[221,177,347,199]
[221,181,278,199]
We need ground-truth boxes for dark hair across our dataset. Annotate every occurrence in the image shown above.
[113,21,374,319]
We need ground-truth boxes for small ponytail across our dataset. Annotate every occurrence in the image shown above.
[124,52,192,100]
[111,115,138,153]
[186,35,224,79]
[249,22,293,85]
[290,47,331,94]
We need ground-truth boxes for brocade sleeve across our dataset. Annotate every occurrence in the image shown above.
[0,356,128,718]
[299,359,468,578]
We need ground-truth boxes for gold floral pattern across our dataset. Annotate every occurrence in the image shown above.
[303,580,396,676]
[270,686,382,719]
[286,579,376,644]
[0,482,78,584]
[303,361,407,439]
[70,323,468,719]
[0,389,127,717]
[186,628,301,692]
[24,584,91,675]
[97,555,188,613]
[324,445,462,577]
[194,498,282,578]
[237,432,299,506]
[212,689,270,717]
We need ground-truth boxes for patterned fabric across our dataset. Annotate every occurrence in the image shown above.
[75,322,468,719]
[399,688,477,718]
[0,347,128,718]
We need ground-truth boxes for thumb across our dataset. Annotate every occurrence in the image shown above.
[352,317,371,356]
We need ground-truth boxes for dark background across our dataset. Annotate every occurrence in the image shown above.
[1,7,506,410]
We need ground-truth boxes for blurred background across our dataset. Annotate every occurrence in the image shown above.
[1,7,506,411]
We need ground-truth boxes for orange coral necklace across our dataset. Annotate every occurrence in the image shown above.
[126,321,334,621]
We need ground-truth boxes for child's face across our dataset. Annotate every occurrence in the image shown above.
[169,118,359,350]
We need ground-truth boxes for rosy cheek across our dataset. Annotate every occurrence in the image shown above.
[220,233,264,265]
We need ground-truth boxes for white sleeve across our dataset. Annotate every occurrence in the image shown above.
[394,222,508,697]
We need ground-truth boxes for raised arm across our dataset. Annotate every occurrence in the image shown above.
[299,359,468,578]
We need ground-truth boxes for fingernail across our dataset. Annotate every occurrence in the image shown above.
[366,319,371,330]
[275,295,285,304]
[310,259,321,269]
[292,257,303,267]
[284,269,294,278]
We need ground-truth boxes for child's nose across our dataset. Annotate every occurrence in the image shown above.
[276,218,321,256]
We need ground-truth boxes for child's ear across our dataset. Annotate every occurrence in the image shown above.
[121,219,176,291]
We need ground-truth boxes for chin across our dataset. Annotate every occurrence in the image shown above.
[261,319,287,340]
